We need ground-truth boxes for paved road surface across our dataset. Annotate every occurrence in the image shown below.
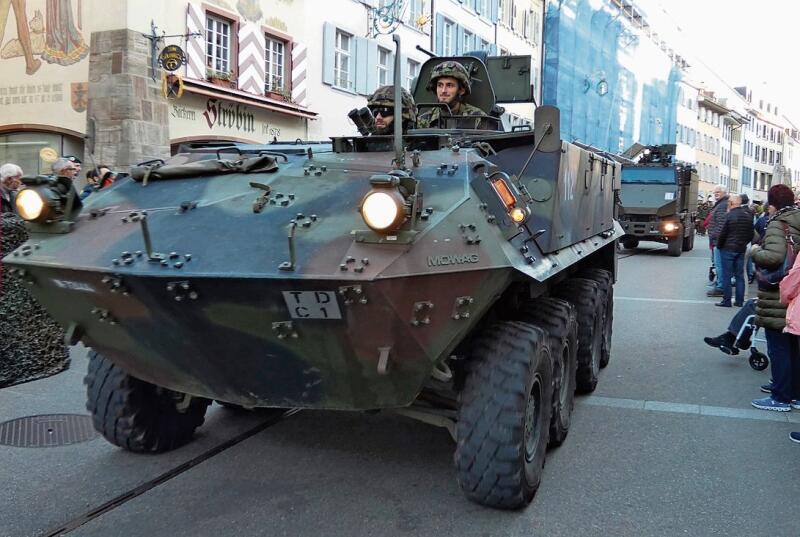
[1,235,797,537]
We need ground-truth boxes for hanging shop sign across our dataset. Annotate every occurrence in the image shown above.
[39,147,59,163]
[162,73,184,100]
[158,45,187,72]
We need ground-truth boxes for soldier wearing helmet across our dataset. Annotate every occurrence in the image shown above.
[366,85,418,135]
[417,61,486,129]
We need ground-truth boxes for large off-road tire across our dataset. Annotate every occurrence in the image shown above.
[521,298,577,447]
[85,351,210,453]
[554,278,603,393]
[667,226,683,257]
[578,268,614,369]
[682,227,695,252]
[621,237,639,249]
[455,321,553,509]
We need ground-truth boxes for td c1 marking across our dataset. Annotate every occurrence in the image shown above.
[427,254,480,267]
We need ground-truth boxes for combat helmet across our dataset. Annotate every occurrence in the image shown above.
[426,61,471,96]
[367,85,418,125]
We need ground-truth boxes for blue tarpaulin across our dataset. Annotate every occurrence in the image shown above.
[543,0,681,153]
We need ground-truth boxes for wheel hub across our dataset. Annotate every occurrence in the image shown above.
[524,375,542,463]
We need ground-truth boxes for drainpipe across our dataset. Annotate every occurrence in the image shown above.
[430,0,435,52]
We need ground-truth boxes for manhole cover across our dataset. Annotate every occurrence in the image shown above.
[0,414,98,448]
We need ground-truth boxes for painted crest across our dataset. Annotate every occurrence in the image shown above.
[71,82,88,112]
[158,45,187,72]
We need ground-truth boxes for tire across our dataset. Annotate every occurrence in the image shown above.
[578,268,614,369]
[455,321,553,509]
[667,226,683,257]
[85,351,210,453]
[621,238,639,249]
[521,298,578,447]
[554,278,603,393]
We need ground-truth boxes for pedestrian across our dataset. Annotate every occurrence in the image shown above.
[80,165,117,200]
[703,298,758,354]
[715,194,753,307]
[750,184,800,412]
[0,162,23,213]
[779,253,800,443]
[52,157,78,179]
[706,184,729,297]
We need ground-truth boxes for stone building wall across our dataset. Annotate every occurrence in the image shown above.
[86,30,170,170]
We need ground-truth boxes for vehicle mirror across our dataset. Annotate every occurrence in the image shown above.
[534,105,561,153]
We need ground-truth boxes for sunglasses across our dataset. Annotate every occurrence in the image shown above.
[369,106,394,118]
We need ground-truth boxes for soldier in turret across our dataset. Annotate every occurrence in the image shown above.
[366,85,418,135]
[417,61,489,130]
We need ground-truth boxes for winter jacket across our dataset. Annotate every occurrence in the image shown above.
[717,207,754,253]
[780,254,800,335]
[707,196,729,245]
[752,207,800,330]
[0,187,15,214]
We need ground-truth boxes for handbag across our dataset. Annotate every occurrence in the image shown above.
[756,222,798,288]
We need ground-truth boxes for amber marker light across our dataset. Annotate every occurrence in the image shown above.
[16,188,46,221]
[491,178,516,210]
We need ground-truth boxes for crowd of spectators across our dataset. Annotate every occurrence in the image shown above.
[703,183,800,444]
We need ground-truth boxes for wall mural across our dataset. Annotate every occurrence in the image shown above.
[0,0,87,75]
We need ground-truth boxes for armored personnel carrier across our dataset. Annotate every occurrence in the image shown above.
[618,144,698,256]
[4,40,620,509]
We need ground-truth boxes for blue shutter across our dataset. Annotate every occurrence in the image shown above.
[322,23,335,86]
[388,51,396,85]
[488,43,498,56]
[489,0,499,23]
[400,55,408,89]
[356,37,370,94]
[474,0,481,15]
[435,14,444,55]
[455,24,464,55]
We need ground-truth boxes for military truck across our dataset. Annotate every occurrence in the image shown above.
[618,144,698,256]
[4,38,619,510]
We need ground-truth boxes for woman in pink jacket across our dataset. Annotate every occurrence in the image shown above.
[780,254,800,444]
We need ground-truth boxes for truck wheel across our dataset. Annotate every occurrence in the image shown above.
[621,238,639,249]
[667,228,683,257]
[579,268,614,368]
[554,278,603,393]
[682,229,695,252]
[521,298,578,447]
[455,321,553,509]
[85,351,210,453]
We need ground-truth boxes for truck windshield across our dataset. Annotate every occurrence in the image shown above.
[621,167,676,184]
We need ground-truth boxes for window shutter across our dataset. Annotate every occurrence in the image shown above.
[488,43,498,56]
[185,3,206,79]
[291,41,308,107]
[388,51,395,85]
[490,0,499,23]
[435,14,444,55]
[322,23,335,86]
[474,0,481,15]
[238,23,265,95]
[364,40,378,94]
[400,55,409,89]
[455,25,464,55]
[355,37,370,94]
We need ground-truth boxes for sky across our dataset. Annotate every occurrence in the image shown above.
[634,0,800,125]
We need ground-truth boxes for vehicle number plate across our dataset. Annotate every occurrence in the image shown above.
[282,291,342,320]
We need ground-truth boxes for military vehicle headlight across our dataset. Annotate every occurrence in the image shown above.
[16,188,47,221]
[360,189,407,232]
[663,222,678,232]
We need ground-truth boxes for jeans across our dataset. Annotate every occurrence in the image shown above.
[713,246,723,290]
[719,249,745,305]
[727,299,757,340]
[745,248,755,278]
[764,328,800,403]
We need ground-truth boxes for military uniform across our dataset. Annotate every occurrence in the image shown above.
[417,102,487,129]
[365,85,417,135]
[418,60,492,130]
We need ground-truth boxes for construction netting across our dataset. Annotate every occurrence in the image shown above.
[543,0,681,153]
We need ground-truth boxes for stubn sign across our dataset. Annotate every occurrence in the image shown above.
[203,99,255,132]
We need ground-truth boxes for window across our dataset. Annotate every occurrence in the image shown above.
[463,30,474,52]
[405,58,420,90]
[477,0,489,16]
[522,8,530,39]
[443,19,455,55]
[500,0,513,26]
[480,39,491,51]
[206,15,232,73]
[334,30,352,90]
[265,36,286,92]
[531,11,540,45]
[406,0,424,27]
[377,47,391,86]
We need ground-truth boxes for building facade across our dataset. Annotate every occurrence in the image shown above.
[1,0,549,174]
